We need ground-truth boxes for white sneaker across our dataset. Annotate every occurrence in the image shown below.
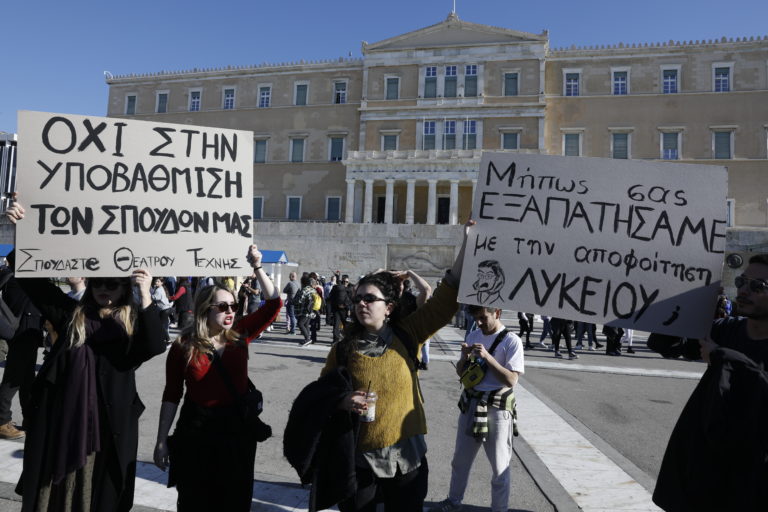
[428,499,462,512]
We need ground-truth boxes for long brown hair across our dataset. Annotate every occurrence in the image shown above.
[66,277,135,348]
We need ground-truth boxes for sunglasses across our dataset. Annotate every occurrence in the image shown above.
[210,302,238,313]
[90,278,124,291]
[735,275,768,293]
[352,294,387,305]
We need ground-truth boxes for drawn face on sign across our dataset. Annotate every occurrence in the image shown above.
[468,260,505,305]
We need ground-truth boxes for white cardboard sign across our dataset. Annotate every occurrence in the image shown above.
[15,111,254,277]
[458,153,727,339]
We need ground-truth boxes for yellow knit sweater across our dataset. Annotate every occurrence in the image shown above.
[322,281,458,452]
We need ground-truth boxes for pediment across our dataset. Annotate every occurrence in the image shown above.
[363,14,546,53]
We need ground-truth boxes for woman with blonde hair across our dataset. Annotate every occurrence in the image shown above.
[5,200,167,512]
[153,244,281,511]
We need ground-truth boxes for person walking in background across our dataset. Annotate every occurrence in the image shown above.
[66,277,86,301]
[151,277,173,343]
[293,276,317,347]
[575,321,600,351]
[169,278,194,331]
[283,272,300,335]
[622,328,635,354]
[550,317,577,360]
[537,315,551,348]
[517,312,534,349]
[329,274,352,344]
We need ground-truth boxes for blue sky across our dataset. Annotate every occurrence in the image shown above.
[3,0,767,132]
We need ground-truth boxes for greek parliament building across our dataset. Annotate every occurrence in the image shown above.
[104,13,768,278]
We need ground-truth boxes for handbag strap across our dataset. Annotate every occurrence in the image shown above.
[487,329,510,356]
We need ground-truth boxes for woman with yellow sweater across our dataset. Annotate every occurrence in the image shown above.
[318,222,472,512]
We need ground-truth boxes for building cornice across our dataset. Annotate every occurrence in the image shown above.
[549,35,768,57]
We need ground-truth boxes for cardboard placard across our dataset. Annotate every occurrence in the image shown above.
[15,111,254,277]
[458,153,727,338]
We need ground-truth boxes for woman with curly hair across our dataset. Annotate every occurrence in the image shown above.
[153,244,281,511]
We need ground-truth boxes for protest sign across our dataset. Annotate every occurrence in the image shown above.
[14,111,254,277]
[458,153,727,338]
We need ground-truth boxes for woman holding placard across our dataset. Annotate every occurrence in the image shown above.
[5,199,167,512]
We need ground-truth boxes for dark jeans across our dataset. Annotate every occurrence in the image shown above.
[550,322,574,354]
[575,322,597,346]
[338,457,429,512]
[332,309,348,343]
[0,328,42,425]
[310,313,320,343]
[297,315,311,343]
[518,315,533,345]
[285,303,297,332]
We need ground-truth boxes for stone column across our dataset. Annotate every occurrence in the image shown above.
[345,179,356,223]
[384,179,395,224]
[363,179,374,223]
[405,179,416,224]
[449,179,459,225]
[426,179,437,225]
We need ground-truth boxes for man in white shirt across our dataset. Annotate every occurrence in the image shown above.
[431,305,525,512]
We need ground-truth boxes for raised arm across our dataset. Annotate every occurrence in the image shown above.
[248,244,277,299]
[406,270,432,306]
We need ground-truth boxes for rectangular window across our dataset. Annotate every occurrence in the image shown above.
[287,197,302,220]
[290,138,305,162]
[714,131,732,159]
[565,73,580,96]
[125,95,136,115]
[330,137,344,161]
[326,197,342,221]
[662,132,679,160]
[465,65,478,97]
[444,66,457,97]
[424,66,437,98]
[502,132,519,150]
[504,73,519,96]
[334,81,347,104]
[462,120,477,150]
[715,67,730,92]
[613,71,628,95]
[382,135,398,151]
[444,121,456,149]
[663,69,678,94]
[259,86,271,108]
[423,121,436,150]
[253,197,263,220]
[189,90,201,111]
[156,93,168,113]
[612,133,629,159]
[254,140,267,163]
[386,77,399,100]
[295,83,308,106]
[223,88,235,109]
[564,133,580,156]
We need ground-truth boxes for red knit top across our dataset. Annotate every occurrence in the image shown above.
[161,298,282,407]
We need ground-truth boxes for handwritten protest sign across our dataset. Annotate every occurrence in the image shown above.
[458,153,727,338]
[14,111,254,277]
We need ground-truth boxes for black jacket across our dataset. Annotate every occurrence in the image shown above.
[328,284,352,312]
[653,347,768,511]
[284,367,359,512]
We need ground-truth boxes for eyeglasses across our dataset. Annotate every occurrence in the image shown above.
[90,278,124,291]
[210,302,238,313]
[352,294,387,305]
[735,275,768,293]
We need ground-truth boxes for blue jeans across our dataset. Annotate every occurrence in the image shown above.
[285,303,297,332]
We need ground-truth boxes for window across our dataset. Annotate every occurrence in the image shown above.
[504,73,519,96]
[437,197,451,225]
[662,132,680,160]
[253,197,263,220]
[502,132,519,150]
[465,65,478,97]
[156,92,168,113]
[382,134,398,151]
[258,86,271,108]
[424,66,437,98]
[726,198,735,227]
[612,133,629,159]
[565,72,580,96]
[714,131,733,159]
[334,81,347,104]
[662,69,678,94]
[254,139,267,163]
[125,95,136,115]
[326,197,342,221]
[286,197,302,220]
[386,77,399,100]
[564,133,581,156]
[612,71,628,95]
[329,137,344,161]
[290,138,305,162]
[444,66,457,98]
[223,88,235,109]
[443,121,456,149]
[295,83,308,106]
[189,90,201,111]
[462,120,476,150]
[714,66,731,92]
[423,121,436,150]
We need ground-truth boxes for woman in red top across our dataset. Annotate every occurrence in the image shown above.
[153,244,281,511]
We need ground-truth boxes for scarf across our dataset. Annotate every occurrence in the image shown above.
[458,387,518,441]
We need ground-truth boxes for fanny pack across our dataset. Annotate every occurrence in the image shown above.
[459,329,508,389]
